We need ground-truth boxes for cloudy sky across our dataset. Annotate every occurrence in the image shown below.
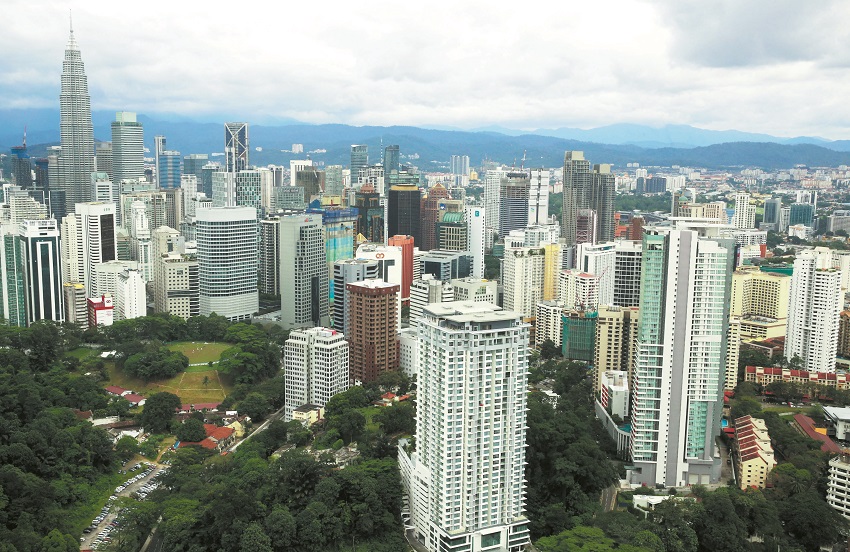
[4,0,850,138]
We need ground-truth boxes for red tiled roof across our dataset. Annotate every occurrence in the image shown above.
[793,414,842,454]
[105,385,127,395]
[123,393,145,405]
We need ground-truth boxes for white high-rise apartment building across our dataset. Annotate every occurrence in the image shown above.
[630,221,734,487]
[528,168,550,226]
[786,248,842,373]
[283,327,349,421]
[451,277,498,304]
[280,214,328,329]
[400,302,530,552]
[197,207,258,321]
[502,247,545,319]
[535,299,565,347]
[483,168,508,245]
[410,275,454,322]
[558,269,600,311]
[575,241,616,307]
[115,267,146,320]
[332,258,380,334]
[731,192,756,229]
[464,206,485,279]
[154,252,199,320]
[61,202,118,296]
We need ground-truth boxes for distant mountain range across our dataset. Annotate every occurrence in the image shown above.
[2,109,849,171]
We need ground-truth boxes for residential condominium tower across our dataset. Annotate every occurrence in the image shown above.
[561,152,614,246]
[400,302,531,552]
[630,221,734,487]
[283,327,349,421]
[785,248,842,373]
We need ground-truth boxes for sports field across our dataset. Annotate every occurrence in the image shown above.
[166,341,233,365]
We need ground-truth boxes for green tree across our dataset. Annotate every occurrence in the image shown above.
[239,392,271,421]
[373,402,415,435]
[264,506,296,551]
[240,521,273,552]
[137,392,181,433]
[176,418,207,442]
[539,339,562,360]
[38,529,78,552]
[115,435,140,462]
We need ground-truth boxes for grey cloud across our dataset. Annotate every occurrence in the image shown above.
[652,0,850,68]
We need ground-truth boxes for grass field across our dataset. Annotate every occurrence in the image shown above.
[107,364,232,404]
[65,347,98,360]
[167,341,233,365]
[357,406,382,433]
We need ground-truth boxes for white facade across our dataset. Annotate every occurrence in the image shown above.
[399,327,419,378]
[283,327,349,421]
[528,168,550,226]
[410,275,454,322]
[153,252,199,320]
[786,248,842,373]
[280,214,329,329]
[115,267,146,320]
[828,456,850,519]
[61,202,118,296]
[197,207,258,321]
[451,278,498,304]
[464,206,485,278]
[630,222,733,487]
[355,243,405,291]
[575,241,616,307]
[401,302,530,552]
[502,247,545,319]
[535,300,565,347]
[731,193,756,229]
[558,269,600,311]
[93,260,138,302]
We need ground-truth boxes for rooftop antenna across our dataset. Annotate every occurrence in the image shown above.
[22,126,27,148]
[69,9,73,33]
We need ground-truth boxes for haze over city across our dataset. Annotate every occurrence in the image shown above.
[3,0,850,138]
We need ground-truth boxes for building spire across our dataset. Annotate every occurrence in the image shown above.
[66,10,78,51]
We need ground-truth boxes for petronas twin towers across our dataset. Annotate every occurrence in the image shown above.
[58,24,95,214]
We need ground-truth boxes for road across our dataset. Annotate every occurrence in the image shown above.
[227,404,286,452]
[79,463,163,550]
[600,484,618,512]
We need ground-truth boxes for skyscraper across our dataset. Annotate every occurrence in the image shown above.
[350,145,368,187]
[196,207,258,321]
[401,302,530,552]
[332,258,380,334]
[10,133,33,189]
[279,214,328,329]
[0,224,27,327]
[387,184,421,246]
[528,168,550,226]
[283,327,349,421]
[420,184,451,251]
[630,221,734,487]
[158,150,182,190]
[225,123,249,173]
[346,279,399,384]
[498,172,530,236]
[785,248,842,373]
[58,24,95,213]
[111,112,145,185]
[19,219,64,323]
[731,192,756,229]
[384,145,400,174]
[450,155,470,188]
[61,202,118,296]
[562,152,614,246]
